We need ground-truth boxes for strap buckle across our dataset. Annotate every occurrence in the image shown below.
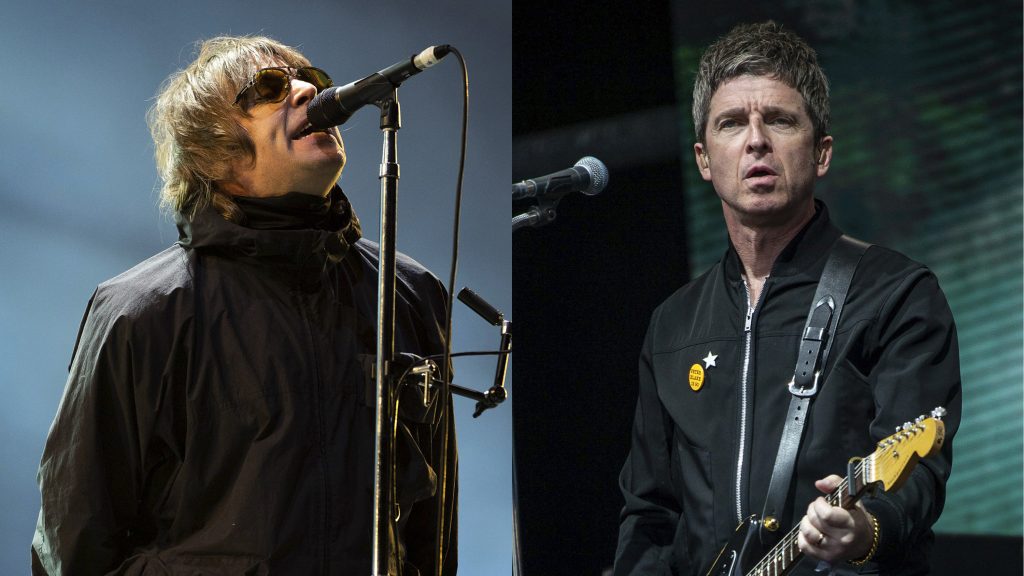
[788,371,821,398]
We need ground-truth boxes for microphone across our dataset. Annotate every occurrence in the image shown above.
[304,45,450,130]
[512,157,609,201]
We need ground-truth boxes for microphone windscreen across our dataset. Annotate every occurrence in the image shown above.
[574,156,609,196]
[306,87,349,130]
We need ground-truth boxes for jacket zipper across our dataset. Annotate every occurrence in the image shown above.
[736,279,764,524]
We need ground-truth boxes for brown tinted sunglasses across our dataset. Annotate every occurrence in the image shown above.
[234,66,333,108]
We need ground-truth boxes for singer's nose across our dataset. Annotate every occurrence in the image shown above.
[289,80,317,107]
[745,118,772,155]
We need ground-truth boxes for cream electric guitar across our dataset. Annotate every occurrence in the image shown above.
[705,407,947,576]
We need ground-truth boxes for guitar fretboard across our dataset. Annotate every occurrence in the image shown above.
[724,413,943,576]
[746,458,868,576]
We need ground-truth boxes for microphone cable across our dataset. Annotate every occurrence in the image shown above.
[434,44,467,576]
[379,44,465,576]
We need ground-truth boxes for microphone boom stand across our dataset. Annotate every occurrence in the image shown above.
[373,89,401,576]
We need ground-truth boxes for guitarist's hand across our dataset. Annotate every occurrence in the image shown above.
[797,474,875,563]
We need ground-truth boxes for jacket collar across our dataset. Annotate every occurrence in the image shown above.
[175,185,363,273]
[723,199,843,283]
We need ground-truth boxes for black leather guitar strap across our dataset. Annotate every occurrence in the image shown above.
[759,234,870,541]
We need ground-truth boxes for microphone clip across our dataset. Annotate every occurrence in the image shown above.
[512,193,561,232]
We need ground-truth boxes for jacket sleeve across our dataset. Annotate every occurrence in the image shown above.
[859,267,962,570]
[400,272,459,575]
[32,289,143,575]
[614,309,684,576]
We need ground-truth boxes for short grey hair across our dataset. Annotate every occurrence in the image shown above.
[692,21,830,148]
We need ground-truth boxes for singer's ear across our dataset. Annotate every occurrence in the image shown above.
[815,135,833,178]
[217,178,247,197]
[694,143,712,181]
[217,160,254,198]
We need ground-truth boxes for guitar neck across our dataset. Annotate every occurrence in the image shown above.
[745,459,870,576]
[733,413,945,576]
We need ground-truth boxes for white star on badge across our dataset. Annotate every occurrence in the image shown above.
[703,352,718,369]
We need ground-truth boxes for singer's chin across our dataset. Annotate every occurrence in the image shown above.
[310,133,346,164]
[308,148,346,188]
[327,150,346,178]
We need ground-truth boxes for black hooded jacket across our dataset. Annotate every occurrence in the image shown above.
[614,202,961,576]
[32,189,457,575]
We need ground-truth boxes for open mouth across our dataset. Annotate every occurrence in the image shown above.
[292,122,330,140]
[745,165,777,179]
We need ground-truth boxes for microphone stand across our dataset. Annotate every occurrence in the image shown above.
[373,88,401,576]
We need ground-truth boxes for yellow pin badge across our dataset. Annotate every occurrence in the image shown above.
[689,351,718,392]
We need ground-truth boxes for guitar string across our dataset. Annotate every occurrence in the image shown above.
[745,422,929,573]
[747,459,865,576]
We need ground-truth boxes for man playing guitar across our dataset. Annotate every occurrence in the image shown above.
[614,21,961,576]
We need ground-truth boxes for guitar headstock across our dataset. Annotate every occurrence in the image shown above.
[863,407,946,492]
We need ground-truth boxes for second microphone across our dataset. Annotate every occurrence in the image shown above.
[512,157,609,201]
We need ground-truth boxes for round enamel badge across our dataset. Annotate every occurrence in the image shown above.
[688,363,704,391]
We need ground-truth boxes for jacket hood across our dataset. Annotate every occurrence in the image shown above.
[175,186,363,276]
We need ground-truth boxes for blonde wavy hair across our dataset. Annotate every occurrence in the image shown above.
[148,36,311,220]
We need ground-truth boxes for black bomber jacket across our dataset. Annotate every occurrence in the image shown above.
[615,201,961,576]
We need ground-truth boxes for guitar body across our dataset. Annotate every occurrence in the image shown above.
[704,516,781,576]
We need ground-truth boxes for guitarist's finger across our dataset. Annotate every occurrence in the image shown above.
[798,515,833,560]
[802,509,852,562]
[807,496,857,547]
[797,516,817,552]
[802,504,832,541]
[813,474,843,494]
[812,496,857,531]
[806,496,831,531]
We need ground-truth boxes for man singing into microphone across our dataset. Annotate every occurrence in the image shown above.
[614,22,960,575]
[31,36,456,575]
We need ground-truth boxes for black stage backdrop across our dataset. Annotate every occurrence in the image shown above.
[513,1,685,574]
